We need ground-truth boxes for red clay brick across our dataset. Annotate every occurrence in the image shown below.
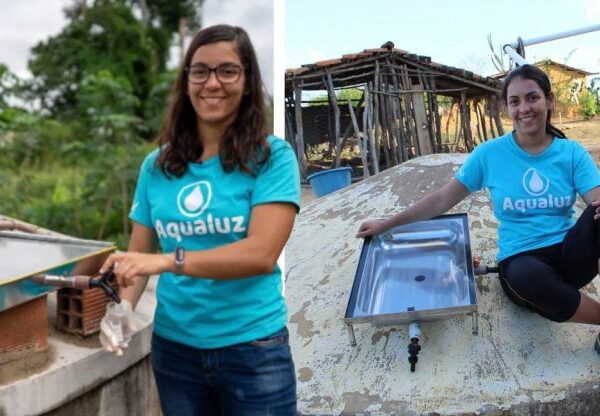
[0,296,48,365]
[55,287,111,336]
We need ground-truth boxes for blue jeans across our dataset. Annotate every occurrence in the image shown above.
[151,327,297,416]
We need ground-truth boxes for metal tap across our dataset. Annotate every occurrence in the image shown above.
[31,266,121,303]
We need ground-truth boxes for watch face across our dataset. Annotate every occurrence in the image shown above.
[175,247,185,267]
[175,247,185,274]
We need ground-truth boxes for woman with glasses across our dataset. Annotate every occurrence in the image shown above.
[98,24,300,415]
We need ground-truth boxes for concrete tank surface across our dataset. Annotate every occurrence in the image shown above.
[286,154,600,415]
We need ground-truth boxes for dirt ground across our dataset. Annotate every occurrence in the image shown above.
[559,117,600,164]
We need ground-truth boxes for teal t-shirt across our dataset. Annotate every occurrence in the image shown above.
[456,132,600,261]
[129,135,300,348]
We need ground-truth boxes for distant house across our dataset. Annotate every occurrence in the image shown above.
[493,60,596,121]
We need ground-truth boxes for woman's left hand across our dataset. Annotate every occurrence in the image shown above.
[592,199,600,220]
[100,252,173,288]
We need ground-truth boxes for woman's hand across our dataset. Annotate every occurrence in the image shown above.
[592,199,600,220]
[100,252,173,288]
[584,187,600,220]
[356,219,388,238]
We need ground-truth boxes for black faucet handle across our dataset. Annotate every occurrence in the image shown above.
[90,265,121,303]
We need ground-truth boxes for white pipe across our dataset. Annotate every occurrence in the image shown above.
[509,24,600,48]
[503,45,529,66]
[409,321,421,340]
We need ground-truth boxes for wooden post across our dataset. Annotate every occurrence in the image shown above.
[491,95,505,135]
[460,91,474,151]
[325,69,341,168]
[429,77,443,153]
[374,62,385,165]
[339,93,365,151]
[379,81,392,168]
[419,71,436,154]
[486,98,497,138]
[293,81,307,179]
[445,102,454,145]
[284,96,295,146]
[387,61,407,163]
[403,66,418,159]
[475,100,488,141]
[474,103,484,144]
[364,88,379,174]
[412,81,433,156]
[391,96,403,163]
[348,100,369,178]
[453,100,460,145]
[384,69,399,166]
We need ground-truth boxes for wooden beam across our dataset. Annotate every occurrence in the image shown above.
[285,54,394,82]
[487,98,497,138]
[412,82,433,156]
[392,56,501,94]
[325,69,341,168]
[491,95,505,135]
[383,71,399,166]
[430,77,443,152]
[475,100,488,141]
[293,81,307,179]
[460,91,474,151]
[364,88,379,174]
[348,100,369,178]
[386,61,406,163]
[373,62,385,166]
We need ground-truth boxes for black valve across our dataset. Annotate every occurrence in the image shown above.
[408,337,421,372]
[90,266,121,303]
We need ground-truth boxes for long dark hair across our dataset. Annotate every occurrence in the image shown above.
[501,64,566,139]
[157,24,269,177]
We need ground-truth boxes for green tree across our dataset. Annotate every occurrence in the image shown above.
[309,88,364,106]
[579,89,598,120]
[0,64,18,109]
[0,0,205,246]
[28,0,160,119]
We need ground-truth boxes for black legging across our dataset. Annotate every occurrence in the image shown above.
[499,204,600,322]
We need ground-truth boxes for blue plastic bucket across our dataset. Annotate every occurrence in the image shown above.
[306,167,352,197]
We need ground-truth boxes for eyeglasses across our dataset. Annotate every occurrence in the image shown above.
[186,63,244,84]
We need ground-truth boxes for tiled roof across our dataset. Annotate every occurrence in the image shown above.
[286,47,501,93]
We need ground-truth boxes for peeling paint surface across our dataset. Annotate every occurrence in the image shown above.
[286,154,600,415]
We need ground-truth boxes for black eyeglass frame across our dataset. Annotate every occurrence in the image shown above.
[185,63,246,84]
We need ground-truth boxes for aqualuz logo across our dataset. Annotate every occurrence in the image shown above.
[522,168,550,196]
[177,181,212,217]
[502,167,571,213]
[154,180,247,242]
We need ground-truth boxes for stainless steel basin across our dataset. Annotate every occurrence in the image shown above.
[0,231,115,311]
[345,214,477,343]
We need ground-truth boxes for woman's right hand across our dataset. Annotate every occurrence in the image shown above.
[356,218,388,238]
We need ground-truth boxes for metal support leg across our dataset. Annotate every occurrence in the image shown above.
[346,323,357,346]
[471,312,479,335]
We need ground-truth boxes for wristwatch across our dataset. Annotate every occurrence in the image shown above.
[174,246,185,275]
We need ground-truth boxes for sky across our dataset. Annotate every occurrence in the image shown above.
[0,0,274,93]
[1,1,598,103]
[285,0,600,80]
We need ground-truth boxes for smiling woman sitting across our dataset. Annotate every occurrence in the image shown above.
[358,64,600,353]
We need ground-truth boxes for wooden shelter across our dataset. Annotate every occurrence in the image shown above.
[285,47,505,179]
